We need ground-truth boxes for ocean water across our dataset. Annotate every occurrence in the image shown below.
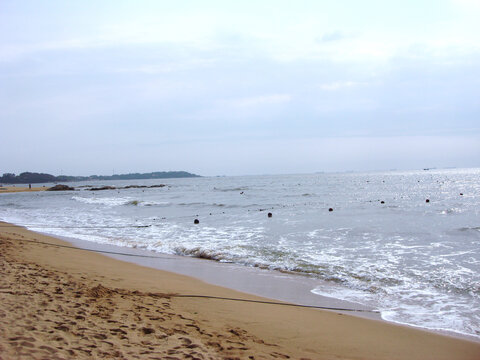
[1,168,479,338]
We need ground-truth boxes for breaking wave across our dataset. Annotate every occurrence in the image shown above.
[72,196,168,207]
[174,246,226,261]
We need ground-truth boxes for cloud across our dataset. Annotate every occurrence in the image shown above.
[318,81,362,91]
[228,94,292,108]
[452,0,480,9]
[317,31,350,43]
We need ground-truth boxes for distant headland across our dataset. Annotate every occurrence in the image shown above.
[0,171,200,184]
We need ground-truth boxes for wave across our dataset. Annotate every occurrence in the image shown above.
[176,202,242,208]
[440,208,465,215]
[213,186,249,192]
[0,202,25,209]
[72,196,168,207]
[170,243,402,294]
[125,200,169,207]
[178,202,206,206]
[174,246,226,261]
[72,196,131,207]
[458,226,480,232]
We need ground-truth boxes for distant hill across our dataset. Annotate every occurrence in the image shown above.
[0,171,200,184]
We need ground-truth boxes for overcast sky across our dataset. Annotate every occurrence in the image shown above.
[1,0,479,176]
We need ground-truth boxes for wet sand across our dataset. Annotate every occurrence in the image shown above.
[0,186,46,193]
[1,221,479,359]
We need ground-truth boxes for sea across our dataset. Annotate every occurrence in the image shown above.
[1,168,479,339]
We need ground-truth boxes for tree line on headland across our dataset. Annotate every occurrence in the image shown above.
[0,171,200,184]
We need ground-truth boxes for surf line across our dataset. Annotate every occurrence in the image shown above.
[4,237,380,314]
[7,237,166,259]
[0,224,151,229]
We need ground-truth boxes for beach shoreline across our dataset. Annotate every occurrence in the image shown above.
[33,228,480,342]
[1,221,480,359]
[57,232,381,320]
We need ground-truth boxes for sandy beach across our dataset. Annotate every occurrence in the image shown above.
[0,186,46,194]
[1,221,479,359]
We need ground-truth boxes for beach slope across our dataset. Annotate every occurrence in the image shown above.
[1,222,479,359]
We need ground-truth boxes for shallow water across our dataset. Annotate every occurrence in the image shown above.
[1,168,479,338]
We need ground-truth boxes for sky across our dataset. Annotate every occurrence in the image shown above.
[1,0,479,176]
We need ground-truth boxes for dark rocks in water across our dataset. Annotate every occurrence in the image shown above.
[328,208,333,212]
[268,212,272,218]
[90,184,166,190]
[89,186,116,191]
[194,219,200,224]
[47,184,75,191]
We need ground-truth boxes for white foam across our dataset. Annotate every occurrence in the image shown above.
[72,196,132,207]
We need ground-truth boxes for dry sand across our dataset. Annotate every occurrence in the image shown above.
[1,221,479,360]
[0,187,46,193]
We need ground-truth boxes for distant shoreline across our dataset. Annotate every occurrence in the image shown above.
[0,171,200,184]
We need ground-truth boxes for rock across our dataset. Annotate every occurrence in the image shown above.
[328,208,333,212]
[426,199,430,203]
[47,184,74,191]
[267,212,272,218]
[89,186,116,191]
[194,219,200,224]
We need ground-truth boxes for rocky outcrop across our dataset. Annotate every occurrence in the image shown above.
[47,184,75,191]
[87,184,166,191]
[88,186,116,191]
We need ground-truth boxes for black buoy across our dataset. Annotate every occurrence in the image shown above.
[380,201,385,204]
[460,193,463,196]
[194,219,200,224]
[267,212,272,218]
[328,208,333,212]
[426,199,430,203]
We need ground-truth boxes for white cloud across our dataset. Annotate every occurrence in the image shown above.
[452,0,480,8]
[228,94,292,108]
[319,81,362,91]
[318,31,349,43]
